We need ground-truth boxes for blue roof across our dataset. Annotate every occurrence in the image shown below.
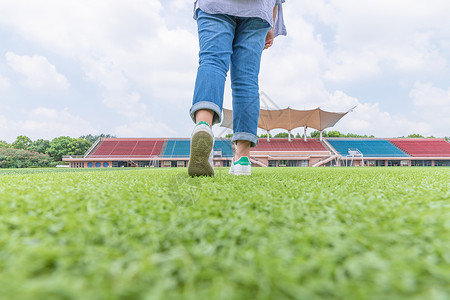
[327,139,409,157]
[162,139,233,158]
[213,140,233,158]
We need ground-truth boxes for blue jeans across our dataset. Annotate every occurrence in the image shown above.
[190,9,270,147]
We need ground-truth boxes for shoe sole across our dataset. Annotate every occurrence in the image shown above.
[231,171,251,176]
[188,131,214,177]
[231,164,251,176]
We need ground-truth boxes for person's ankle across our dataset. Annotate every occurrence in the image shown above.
[234,156,250,163]
[196,121,210,128]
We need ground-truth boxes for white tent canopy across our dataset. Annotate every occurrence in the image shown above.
[221,107,352,131]
[221,106,354,142]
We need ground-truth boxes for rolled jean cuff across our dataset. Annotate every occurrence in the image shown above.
[232,132,259,148]
[189,101,222,125]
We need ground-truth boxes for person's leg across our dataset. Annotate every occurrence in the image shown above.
[195,109,214,127]
[235,140,251,159]
[190,10,236,125]
[230,17,271,160]
[188,10,236,176]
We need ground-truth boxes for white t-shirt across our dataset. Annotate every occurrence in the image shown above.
[194,0,287,37]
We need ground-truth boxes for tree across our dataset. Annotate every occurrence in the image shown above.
[0,147,53,168]
[67,138,92,156]
[310,130,321,138]
[259,133,273,138]
[274,132,294,138]
[46,136,72,161]
[327,131,342,138]
[27,139,50,154]
[407,134,424,138]
[79,133,116,144]
[12,135,32,149]
[0,141,11,148]
[46,136,91,161]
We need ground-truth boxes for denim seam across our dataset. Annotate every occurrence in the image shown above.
[190,101,222,125]
[232,132,258,148]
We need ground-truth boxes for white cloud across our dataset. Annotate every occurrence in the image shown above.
[0,0,449,140]
[115,118,176,137]
[20,108,96,139]
[410,83,450,137]
[0,108,96,142]
[256,0,450,137]
[0,75,10,90]
[83,58,147,119]
[0,1,196,120]
[324,91,433,137]
[5,52,69,92]
[287,0,450,83]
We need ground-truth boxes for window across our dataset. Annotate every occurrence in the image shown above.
[388,160,401,167]
[103,162,109,168]
[300,160,309,167]
[288,160,299,167]
[112,161,127,168]
[435,160,449,167]
[138,161,150,167]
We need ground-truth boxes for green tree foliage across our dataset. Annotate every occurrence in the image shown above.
[407,134,425,138]
[67,139,92,156]
[0,141,11,148]
[12,135,32,149]
[79,134,116,144]
[0,148,54,168]
[274,132,294,138]
[46,136,93,161]
[311,130,375,138]
[259,133,273,138]
[27,139,50,154]
[310,131,320,138]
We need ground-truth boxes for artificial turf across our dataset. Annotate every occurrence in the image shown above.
[0,167,449,300]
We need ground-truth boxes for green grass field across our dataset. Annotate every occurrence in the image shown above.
[0,167,449,300]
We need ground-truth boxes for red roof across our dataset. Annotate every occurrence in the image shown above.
[253,138,327,151]
[389,139,450,157]
[90,138,165,158]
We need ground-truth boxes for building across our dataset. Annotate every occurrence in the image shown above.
[63,137,450,168]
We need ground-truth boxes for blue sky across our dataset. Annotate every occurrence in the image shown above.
[1,0,449,143]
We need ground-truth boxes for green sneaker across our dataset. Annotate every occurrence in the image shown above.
[229,156,251,175]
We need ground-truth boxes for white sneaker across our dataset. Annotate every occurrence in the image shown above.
[229,156,251,175]
[188,121,214,177]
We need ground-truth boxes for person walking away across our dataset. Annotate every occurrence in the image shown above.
[188,0,287,176]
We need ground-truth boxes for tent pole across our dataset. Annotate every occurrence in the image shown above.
[304,127,307,142]
[320,130,323,141]
[288,130,291,142]
[267,130,270,142]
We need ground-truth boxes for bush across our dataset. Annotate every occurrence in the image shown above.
[0,148,54,168]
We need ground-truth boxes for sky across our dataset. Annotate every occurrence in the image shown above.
[1,0,449,143]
